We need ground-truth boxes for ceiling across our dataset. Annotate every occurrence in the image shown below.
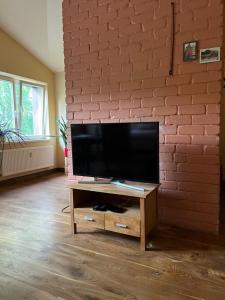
[0,0,64,73]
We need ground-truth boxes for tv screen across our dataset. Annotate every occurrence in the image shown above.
[71,122,159,183]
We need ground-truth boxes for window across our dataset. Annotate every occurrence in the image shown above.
[0,73,49,139]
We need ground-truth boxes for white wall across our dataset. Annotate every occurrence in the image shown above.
[55,72,66,168]
[0,0,64,72]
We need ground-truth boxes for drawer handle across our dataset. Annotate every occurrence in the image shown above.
[115,223,129,229]
[84,216,95,222]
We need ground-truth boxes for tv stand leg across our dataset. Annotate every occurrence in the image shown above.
[70,189,77,234]
[73,223,77,234]
[140,197,147,250]
[140,190,158,250]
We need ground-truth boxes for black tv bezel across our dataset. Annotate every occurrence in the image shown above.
[71,122,160,184]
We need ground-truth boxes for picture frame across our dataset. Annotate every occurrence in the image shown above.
[183,41,198,62]
[200,47,221,64]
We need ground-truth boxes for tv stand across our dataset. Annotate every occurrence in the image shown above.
[78,177,113,184]
[79,178,145,191]
[69,181,159,250]
[111,180,145,192]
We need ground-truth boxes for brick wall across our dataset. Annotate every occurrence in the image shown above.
[63,0,224,233]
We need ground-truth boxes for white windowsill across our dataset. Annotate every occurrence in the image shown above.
[3,137,55,144]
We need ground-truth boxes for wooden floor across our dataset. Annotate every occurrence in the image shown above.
[1,172,225,300]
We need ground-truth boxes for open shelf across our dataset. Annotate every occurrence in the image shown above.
[75,203,140,219]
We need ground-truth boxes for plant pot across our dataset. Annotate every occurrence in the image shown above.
[64,147,68,175]
[64,147,68,158]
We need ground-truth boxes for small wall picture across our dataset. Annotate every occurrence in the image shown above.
[183,41,198,62]
[200,47,221,64]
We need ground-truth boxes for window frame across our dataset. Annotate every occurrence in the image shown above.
[0,71,49,141]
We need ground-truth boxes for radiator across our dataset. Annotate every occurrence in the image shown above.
[1,146,55,177]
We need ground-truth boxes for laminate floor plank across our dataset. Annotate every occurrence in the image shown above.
[1,172,225,300]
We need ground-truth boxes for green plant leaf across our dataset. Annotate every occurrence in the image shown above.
[0,122,25,170]
[56,116,67,147]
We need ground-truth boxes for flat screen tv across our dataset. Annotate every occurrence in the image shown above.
[71,122,159,183]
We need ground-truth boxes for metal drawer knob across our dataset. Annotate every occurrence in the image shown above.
[84,216,95,222]
[115,223,129,229]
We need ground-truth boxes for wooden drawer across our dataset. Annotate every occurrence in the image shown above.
[74,208,104,229]
[105,213,140,237]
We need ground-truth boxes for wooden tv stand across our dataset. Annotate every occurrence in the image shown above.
[69,181,159,251]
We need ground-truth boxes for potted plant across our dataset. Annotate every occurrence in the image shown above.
[0,122,25,175]
[57,116,68,174]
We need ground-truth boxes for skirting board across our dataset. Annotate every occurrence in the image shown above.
[0,167,64,184]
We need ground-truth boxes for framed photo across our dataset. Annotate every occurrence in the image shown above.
[200,47,221,64]
[183,41,198,62]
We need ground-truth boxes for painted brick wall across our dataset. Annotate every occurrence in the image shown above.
[63,0,224,233]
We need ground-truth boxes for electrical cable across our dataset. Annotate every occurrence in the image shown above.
[61,205,70,213]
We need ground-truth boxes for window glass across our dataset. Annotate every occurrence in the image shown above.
[21,83,45,136]
[0,79,15,128]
